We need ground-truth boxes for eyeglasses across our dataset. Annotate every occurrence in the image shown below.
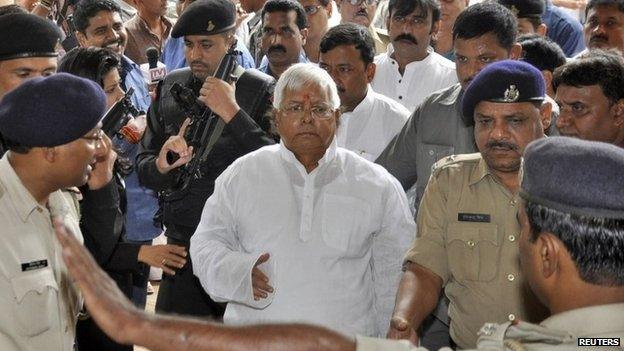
[346,0,378,6]
[280,103,336,120]
[304,5,321,15]
[81,129,104,144]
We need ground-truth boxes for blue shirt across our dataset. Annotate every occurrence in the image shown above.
[161,36,256,72]
[120,56,161,241]
[258,52,309,77]
[542,0,586,57]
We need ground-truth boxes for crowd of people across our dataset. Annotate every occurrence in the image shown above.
[0,0,622,350]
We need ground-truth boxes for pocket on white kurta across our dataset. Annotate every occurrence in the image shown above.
[321,194,372,254]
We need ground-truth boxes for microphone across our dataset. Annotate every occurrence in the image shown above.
[140,47,167,85]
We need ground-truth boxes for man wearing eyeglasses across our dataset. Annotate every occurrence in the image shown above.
[258,0,310,78]
[190,63,415,337]
[297,0,332,62]
[0,73,108,351]
[338,0,389,53]
[371,0,457,112]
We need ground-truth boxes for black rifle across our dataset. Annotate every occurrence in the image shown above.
[165,44,239,195]
[101,87,140,139]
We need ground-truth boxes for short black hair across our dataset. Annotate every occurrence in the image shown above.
[0,4,28,16]
[553,49,624,105]
[453,1,517,50]
[586,0,624,15]
[262,0,308,30]
[58,47,120,88]
[320,23,375,65]
[388,0,441,27]
[518,34,566,72]
[73,0,121,33]
[525,200,624,286]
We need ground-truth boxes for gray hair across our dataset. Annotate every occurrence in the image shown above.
[273,63,341,109]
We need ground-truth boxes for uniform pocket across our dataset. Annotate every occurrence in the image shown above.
[446,222,499,282]
[321,194,371,255]
[10,268,59,337]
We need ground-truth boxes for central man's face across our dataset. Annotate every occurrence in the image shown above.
[473,101,545,175]
[0,57,57,100]
[77,10,127,56]
[184,33,232,81]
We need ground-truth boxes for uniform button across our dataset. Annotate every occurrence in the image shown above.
[510,199,517,206]
[399,79,402,83]
[467,240,475,247]
[508,314,516,321]
[508,235,516,242]
[507,274,515,281]
[36,207,43,213]
[428,149,435,156]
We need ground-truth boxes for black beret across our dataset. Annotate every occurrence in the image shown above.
[171,0,236,38]
[0,73,107,147]
[462,60,545,121]
[498,0,545,18]
[0,14,62,61]
[521,137,624,219]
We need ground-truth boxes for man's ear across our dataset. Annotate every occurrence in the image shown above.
[538,233,561,279]
[43,147,58,163]
[540,99,553,132]
[537,23,547,36]
[365,62,376,83]
[612,98,624,123]
[300,28,308,46]
[509,43,522,60]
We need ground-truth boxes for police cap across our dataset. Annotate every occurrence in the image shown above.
[0,13,62,61]
[171,0,236,38]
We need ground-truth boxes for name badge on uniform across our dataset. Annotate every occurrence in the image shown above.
[458,213,491,223]
[21,259,48,272]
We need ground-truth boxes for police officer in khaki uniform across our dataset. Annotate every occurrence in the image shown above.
[388,60,552,349]
[0,73,107,351]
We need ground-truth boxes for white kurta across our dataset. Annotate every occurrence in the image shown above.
[371,46,458,112]
[336,87,410,162]
[190,140,415,337]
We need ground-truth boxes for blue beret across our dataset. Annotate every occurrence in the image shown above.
[521,137,624,219]
[0,73,107,147]
[462,60,545,122]
[0,14,62,61]
[171,0,236,38]
[498,0,545,18]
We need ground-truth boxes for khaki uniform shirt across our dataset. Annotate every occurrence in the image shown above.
[404,153,546,349]
[0,155,83,351]
[124,14,173,65]
[355,304,624,351]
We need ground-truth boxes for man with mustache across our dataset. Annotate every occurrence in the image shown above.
[582,0,624,53]
[388,60,551,349]
[338,0,389,54]
[258,0,309,79]
[554,50,624,148]
[136,0,275,320]
[370,0,457,112]
[319,23,410,161]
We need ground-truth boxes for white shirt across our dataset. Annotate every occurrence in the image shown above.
[336,87,410,161]
[190,140,415,337]
[371,46,457,112]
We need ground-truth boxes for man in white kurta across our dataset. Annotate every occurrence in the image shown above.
[191,63,415,338]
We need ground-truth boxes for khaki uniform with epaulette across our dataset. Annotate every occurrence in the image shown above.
[403,153,547,349]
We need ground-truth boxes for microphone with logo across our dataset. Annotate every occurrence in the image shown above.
[140,47,167,88]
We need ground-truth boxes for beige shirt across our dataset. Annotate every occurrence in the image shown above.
[0,155,83,351]
[124,14,173,65]
[404,153,546,349]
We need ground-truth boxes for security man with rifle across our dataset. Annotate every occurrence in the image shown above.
[136,0,276,319]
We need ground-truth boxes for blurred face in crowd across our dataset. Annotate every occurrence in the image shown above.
[516,17,546,36]
[473,100,548,176]
[102,68,125,109]
[274,83,339,158]
[388,5,438,61]
[555,84,624,146]
[184,32,234,81]
[239,0,264,13]
[0,57,57,99]
[261,11,307,68]
[454,32,521,88]
[584,4,624,52]
[76,10,127,57]
[298,0,331,43]
[439,0,468,29]
[319,44,375,112]
[339,0,378,28]
[136,0,169,17]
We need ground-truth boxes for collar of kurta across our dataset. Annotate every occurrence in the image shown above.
[345,85,375,116]
[278,137,338,175]
[540,303,624,337]
[0,155,68,223]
